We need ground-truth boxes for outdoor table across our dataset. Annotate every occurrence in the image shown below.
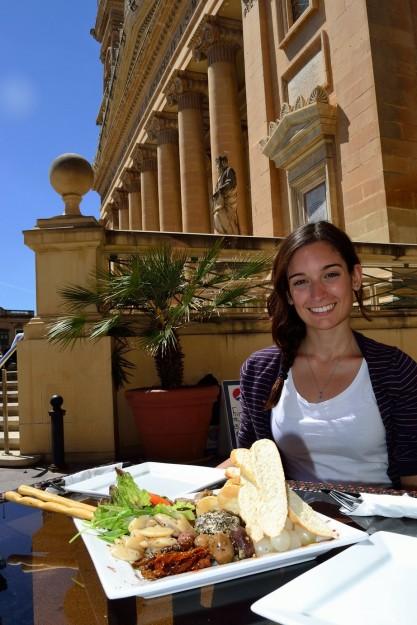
[1,481,417,625]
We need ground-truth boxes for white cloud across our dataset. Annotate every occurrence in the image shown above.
[0,74,39,120]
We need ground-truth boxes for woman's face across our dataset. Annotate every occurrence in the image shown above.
[286,241,362,332]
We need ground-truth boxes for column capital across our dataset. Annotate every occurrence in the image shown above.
[132,143,157,172]
[112,188,128,209]
[146,112,179,145]
[165,70,208,111]
[190,16,242,66]
[121,168,141,192]
[105,200,120,229]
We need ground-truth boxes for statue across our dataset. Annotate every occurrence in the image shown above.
[212,155,240,235]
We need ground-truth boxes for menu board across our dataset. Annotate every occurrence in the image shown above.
[221,380,241,450]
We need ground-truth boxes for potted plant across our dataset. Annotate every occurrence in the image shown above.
[48,240,269,461]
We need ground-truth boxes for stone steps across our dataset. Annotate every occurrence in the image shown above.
[0,369,20,451]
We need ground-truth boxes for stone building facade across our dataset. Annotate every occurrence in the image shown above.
[0,308,33,355]
[92,0,417,243]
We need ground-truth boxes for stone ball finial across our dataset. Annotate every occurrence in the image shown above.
[49,153,94,216]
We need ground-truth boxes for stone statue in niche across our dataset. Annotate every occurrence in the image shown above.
[212,155,239,235]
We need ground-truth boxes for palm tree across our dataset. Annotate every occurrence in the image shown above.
[48,240,270,390]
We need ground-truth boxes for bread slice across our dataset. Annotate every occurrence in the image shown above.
[230,448,257,483]
[224,466,241,484]
[287,487,338,539]
[195,495,220,516]
[237,476,264,542]
[251,439,287,537]
[217,480,241,516]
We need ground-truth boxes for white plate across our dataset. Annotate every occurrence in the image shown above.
[66,462,225,499]
[251,531,417,625]
[73,514,366,600]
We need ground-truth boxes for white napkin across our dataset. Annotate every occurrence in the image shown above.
[341,492,417,519]
[63,462,123,486]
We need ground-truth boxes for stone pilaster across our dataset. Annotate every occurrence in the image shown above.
[165,71,211,233]
[132,144,160,231]
[190,16,250,235]
[147,113,182,233]
[121,168,142,230]
[241,0,283,235]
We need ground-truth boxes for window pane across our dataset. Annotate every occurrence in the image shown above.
[291,0,309,22]
[304,182,327,223]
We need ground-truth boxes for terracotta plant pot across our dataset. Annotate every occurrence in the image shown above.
[125,385,220,462]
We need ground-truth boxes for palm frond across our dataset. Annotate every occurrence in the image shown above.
[47,315,90,348]
[48,241,271,389]
[112,339,135,390]
[59,284,102,313]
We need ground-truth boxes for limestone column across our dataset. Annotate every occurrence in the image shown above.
[113,189,129,230]
[146,113,182,233]
[121,168,142,230]
[191,16,250,235]
[132,144,159,231]
[165,71,211,233]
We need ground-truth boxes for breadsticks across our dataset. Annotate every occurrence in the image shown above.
[17,485,96,511]
[4,486,96,521]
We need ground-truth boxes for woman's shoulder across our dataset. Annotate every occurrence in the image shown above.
[242,345,281,373]
[354,331,417,366]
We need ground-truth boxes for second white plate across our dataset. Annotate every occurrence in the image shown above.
[66,462,225,499]
[251,530,417,625]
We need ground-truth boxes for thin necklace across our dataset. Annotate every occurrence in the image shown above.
[305,353,342,402]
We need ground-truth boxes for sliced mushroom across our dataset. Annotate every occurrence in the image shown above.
[154,513,182,535]
[123,534,147,551]
[135,526,174,539]
[110,544,141,563]
[128,515,151,532]
[146,536,178,550]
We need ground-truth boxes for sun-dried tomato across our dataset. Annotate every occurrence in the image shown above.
[135,546,211,580]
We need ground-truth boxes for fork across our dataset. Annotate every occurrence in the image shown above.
[328,490,362,512]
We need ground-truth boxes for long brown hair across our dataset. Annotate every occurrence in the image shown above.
[265,221,368,409]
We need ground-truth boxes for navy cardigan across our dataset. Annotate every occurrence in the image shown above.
[238,331,417,487]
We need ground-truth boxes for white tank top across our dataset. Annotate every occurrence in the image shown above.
[271,359,390,484]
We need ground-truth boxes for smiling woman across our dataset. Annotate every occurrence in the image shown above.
[235,221,417,490]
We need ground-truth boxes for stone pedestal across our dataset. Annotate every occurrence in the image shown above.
[21,216,116,462]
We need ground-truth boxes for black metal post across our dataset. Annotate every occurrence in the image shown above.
[49,394,66,471]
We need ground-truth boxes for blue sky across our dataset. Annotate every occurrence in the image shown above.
[1,1,101,311]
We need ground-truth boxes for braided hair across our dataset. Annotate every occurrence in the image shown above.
[265,221,368,409]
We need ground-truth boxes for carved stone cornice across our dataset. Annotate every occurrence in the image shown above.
[95,1,194,197]
[121,167,141,192]
[260,86,336,169]
[242,0,257,17]
[164,70,208,110]
[132,144,157,172]
[190,16,243,66]
[146,112,179,145]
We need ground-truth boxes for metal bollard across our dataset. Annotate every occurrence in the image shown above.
[49,395,66,471]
